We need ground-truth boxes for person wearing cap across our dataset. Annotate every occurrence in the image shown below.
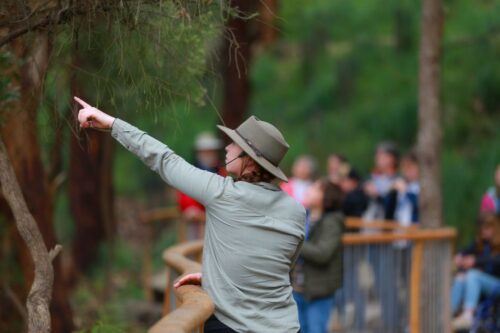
[74,96,306,333]
[176,132,226,240]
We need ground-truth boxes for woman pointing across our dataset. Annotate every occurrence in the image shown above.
[75,97,306,333]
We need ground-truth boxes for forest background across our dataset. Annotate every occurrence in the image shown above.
[0,0,498,331]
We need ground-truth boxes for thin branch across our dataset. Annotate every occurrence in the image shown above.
[0,0,223,48]
[0,137,55,333]
[49,244,63,261]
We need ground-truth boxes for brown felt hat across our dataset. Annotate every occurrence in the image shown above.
[217,116,290,182]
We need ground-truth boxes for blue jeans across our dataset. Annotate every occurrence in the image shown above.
[451,269,500,313]
[293,291,335,333]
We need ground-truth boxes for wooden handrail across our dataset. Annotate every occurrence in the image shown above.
[140,206,180,224]
[147,212,456,333]
[149,285,214,333]
[345,217,419,231]
[342,227,456,245]
[149,240,213,333]
[162,240,204,274]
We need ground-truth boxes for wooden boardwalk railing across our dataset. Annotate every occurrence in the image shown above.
[146,215,456,333]
[341,225,456,333]
[148,240,213,333]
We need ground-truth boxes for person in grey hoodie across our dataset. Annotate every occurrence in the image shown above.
[75,97,306,333]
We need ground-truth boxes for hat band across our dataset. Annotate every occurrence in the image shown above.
[235,129,278,167]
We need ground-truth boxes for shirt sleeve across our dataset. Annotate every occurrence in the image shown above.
[111,118,227,206]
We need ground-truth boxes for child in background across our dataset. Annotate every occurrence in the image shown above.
[281,155,317,206]
[394,151,420,225]
[340,168,368,218]
[327,153,349,185]
[363,142,400,220]
[480,164,500,215]
[292,180,345,333]
[451,213,500,330]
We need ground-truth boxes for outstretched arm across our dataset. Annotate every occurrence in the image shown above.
[75,96,227,205]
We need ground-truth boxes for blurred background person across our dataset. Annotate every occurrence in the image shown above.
[176,132,226,240]
[327,153,349,185]
[363,142,400,220]
[451,213,500,330]
[362,142,402,330]
[292,180,345,333]
[393,151,420,226]
[340,168,368,218]
[480,164,500,215]
[281,155,317,206]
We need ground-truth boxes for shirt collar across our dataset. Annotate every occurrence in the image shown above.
[255,181,281,191]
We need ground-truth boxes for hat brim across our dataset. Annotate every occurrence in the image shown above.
[217,125,288,182]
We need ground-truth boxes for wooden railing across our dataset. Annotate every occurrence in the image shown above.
[148,240,212,333]
[341,224,456,333]
[147,215,456,333]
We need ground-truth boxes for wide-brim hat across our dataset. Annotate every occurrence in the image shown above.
[217,116,290,182]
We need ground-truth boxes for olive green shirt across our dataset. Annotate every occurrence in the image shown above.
[111,118,306,333]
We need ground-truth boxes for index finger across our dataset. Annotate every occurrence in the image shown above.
[74,96,92,108]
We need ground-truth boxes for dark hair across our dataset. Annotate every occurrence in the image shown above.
[346,168,362,182]
[377,141,400,159]
[476,213,500,255]
[322,180,344,213]
[402,150,418,164]
[237,169,275,183]
[236,155,276,183]
[329,153,347,163]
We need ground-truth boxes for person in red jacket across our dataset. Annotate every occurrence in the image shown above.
[176,132,226,240]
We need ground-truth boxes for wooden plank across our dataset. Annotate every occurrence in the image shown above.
[162,268,171,316]
[410,241,424,333]
[342,228,456,245]
[149,286,214,333]
[152,240,211,333]
[140,206,180,223]
[151,222,457,333]
[345,217,419,231]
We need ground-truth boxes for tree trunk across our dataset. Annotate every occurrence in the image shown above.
[417,0,444,229]
[258,0,278,47]
[220,0,258,130]
[68,126,115,282]
[0,32,73,332]
[67,54,116,282]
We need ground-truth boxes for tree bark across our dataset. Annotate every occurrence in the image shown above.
[67,52,116,283]
[417,0,444,229]
[0,32,74,332]
[220,0,258,131]
[0,136,60,333]
[258,0,278,47]
[68,119,115,278]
